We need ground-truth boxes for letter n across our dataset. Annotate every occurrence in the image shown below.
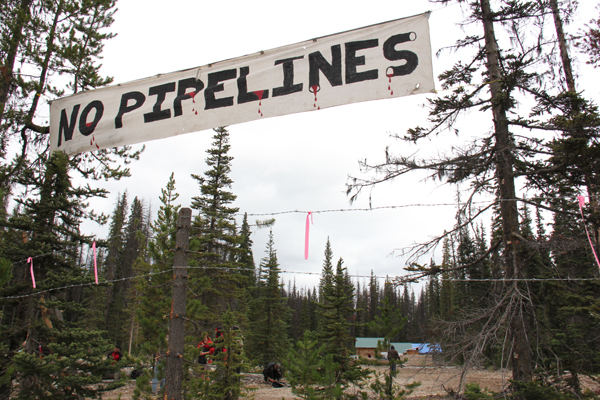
[58,105,80,147]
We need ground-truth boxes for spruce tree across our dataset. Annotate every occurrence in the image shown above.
[285,331,327,400]
[2,152,122,399]
[318,258,354,364]
[133,174,180,363]
[103,192,127,333]
[108,196,148,347]
[0,2,144,396]
[238,213,255,285]
[245,230,290,367]
[189,126,244,322]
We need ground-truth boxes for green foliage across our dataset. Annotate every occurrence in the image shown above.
[464,383,495,400]
[131,369,155,400]
[286,331,327,399]
[318,354,344,399]
[509,380,579,400]
[189,126,246,323]
[132,173,180,358]
[286,331,371,399]
[0,258,11,286]
[13,328,123,399]
[187,308,248,400]
[245,229,290,367]
[368,369,420,400]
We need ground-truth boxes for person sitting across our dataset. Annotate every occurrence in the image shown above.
[111,346,122,363]
[263,362,284,387]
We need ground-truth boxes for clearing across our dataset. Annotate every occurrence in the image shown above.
[102,354,596,399]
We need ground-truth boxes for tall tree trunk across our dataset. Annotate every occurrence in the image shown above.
[480,0,533,383]
[550,0,576,93]
[165,208,191,400]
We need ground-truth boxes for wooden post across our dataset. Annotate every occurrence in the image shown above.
[165,207,191,399]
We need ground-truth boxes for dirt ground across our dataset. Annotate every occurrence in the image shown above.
[101,354,598,399]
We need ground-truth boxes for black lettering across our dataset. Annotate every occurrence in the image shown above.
[174,78,205,117]
[345,39,379,84]
[115,92,145,129]
[309,45,342,89]
[273,56,304,97]
[204,69,237,109]
[144,82,176,123]
[58,104,80,147]
[79,101,104,136]
[237,66,269,104]
[383,33,418,76]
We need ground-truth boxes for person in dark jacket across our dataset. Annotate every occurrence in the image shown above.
[388,345,401,372]
[263,362,283,387]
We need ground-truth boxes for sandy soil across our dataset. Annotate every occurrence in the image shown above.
[101,354,599,399]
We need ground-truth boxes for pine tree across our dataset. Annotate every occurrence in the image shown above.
[0,0,141,388]
[103,192,127,334]
[285,331,327,400]
[245,230,290,367]
[191,126,238,260]
[318,258,354,364]
[438,239,456,322]
[189,126,245,321]
[2,152,122,399]
[368,283,406,342]
[200,308,247,400]
[109,197,148,347]
[318,238,334,302]
[133,173,180,361]
[238,213,255,285]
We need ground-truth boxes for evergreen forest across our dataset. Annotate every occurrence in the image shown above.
[2,0,600,399]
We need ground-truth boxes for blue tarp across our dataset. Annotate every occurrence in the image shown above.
[411,343,442,354]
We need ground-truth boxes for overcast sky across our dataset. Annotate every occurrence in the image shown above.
[79,0,597,290]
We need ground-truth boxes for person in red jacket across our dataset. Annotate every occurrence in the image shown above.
[197,332,214,368]
[111,346,122,363]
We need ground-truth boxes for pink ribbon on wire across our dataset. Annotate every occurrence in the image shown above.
[27,257,36,288]
[577,195,600,270]
[305,212,313,260]
[92,241,98,284]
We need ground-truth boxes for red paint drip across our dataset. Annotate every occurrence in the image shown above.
[254,90,265,116]
[387,73,394,96]
[188,91,196,103]
[311,85,319,108]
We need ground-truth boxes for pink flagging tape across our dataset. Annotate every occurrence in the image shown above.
[92,241,98,284]
[578,196,600,270]
[305,212,313,260]
[27,257,36,288]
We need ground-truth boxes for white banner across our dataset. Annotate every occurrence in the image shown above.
[50,12,434,155]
